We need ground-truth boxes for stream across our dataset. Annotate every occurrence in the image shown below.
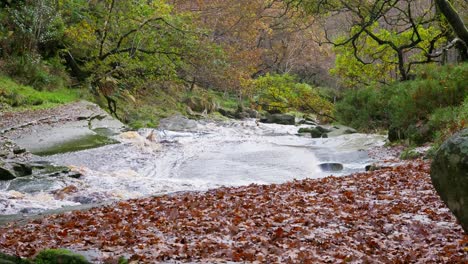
[0,118,385,220]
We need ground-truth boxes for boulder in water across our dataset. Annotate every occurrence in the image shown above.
[315,126,332,134]
[298,127,314,134]
[0,162,33,180]
[260,114,295,125]
[158,115,198,131]
[310,128,323,138]
[0,166,16,180]
[430,129,468,232]
[319,163,344,172]
[218,106,259,120]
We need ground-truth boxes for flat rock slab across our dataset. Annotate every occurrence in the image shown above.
[1,101,125,156]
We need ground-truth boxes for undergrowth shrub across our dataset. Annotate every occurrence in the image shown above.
[3,54,69,90]
[336,63,468,144]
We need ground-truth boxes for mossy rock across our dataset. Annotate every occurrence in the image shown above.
[310,128,322,138]
[315,126,331,134]
[0,253,32,264]
[260,114,295,125]
[431,129,468,233]
[298,127,314,133]
[34,249,90,264]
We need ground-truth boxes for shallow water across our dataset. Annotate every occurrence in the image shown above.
[0,119,385,218]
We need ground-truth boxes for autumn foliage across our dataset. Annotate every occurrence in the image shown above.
[0,161,466,263]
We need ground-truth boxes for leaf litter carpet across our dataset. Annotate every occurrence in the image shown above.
[0,161,467,263]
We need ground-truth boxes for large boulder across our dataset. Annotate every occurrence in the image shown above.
[218,106,259,120]
[319,163,344,172]
[158,115,198,131]
[0,166,16,180]
[310,128,324,138]
[260,114,295,125]
[430,129,468,232]
[0,161,81,181]
[0,162,33,180]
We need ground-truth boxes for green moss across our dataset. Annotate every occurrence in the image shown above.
[31,134,119,156]
[0,253,32,264]
[34,249,90,264]
[118,257,129,264]
[0,76,83,111]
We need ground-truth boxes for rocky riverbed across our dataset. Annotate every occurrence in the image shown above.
[1,102,387,219]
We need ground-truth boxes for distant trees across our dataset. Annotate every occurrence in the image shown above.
[294,0,467,86]
[172,0,335,92]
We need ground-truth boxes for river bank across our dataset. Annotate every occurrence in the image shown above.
[0,161,466,263]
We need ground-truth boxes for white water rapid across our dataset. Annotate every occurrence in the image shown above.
[0,119,385,218]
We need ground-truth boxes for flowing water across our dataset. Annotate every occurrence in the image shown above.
[0,119,385,219]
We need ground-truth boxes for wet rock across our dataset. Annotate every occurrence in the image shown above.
[158,115,198,131]
[310,128,323,138]
[3,101,124,156]
[344,128,357,134]
[298,126,332,138]
[6,177,57,193]
[431,129,468,232]
[0,160,82,180]
[315,126,332,134]
[12,147,26,155]
[0,167,16,180]
[11,162,32,176]
[365,164,391,171]
[297,120,316,125]
[31,162,82,179]
[319,163,344,172]
[72,193,107,204]
[0,162,32,180]
[260,114,295,125]
[324,124,360,137]
[298,127,314,133]
[67,171,82,179]
[298,116,317,126]
[218,106,258,120]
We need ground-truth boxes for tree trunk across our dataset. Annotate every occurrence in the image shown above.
[435,0,468,60]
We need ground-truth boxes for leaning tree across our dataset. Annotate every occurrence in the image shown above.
[291,0,466,86]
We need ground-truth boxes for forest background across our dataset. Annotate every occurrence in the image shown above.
[0,0,467,152]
